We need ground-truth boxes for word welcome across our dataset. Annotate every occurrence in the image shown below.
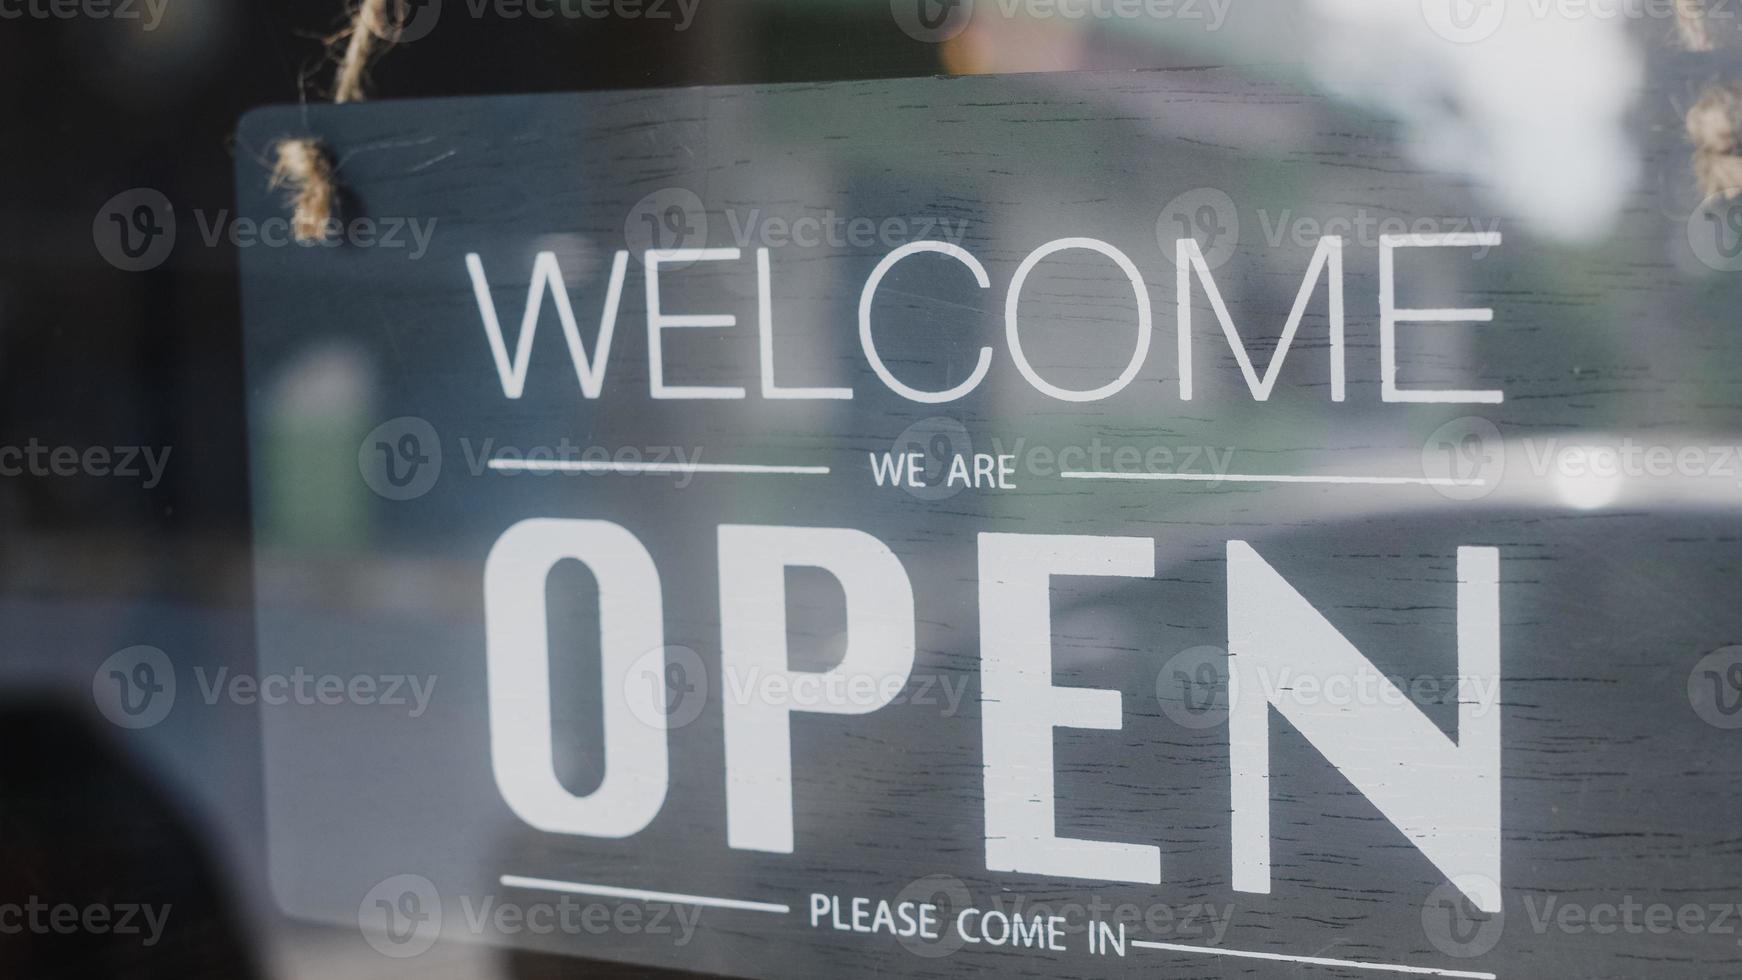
[466,232,1505,407]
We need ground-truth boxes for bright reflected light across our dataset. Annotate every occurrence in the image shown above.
[1552,462,1625,510]
[1307,0,1642,243]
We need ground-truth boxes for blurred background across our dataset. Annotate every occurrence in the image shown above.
[1,1,1740,977]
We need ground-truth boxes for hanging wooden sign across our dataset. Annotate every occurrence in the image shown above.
[235,69,1742,979]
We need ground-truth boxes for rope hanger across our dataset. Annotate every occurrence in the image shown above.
[271,0,406,242]
[1679,1,1742,203]
[268,0,1742,240]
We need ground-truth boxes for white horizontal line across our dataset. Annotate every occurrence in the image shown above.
[1131,940,1496,979]
[1061,471,1486,488]
[488,459,829,477]
[499,875,791,915]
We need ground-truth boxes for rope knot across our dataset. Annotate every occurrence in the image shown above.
[270,137,338,243]
[334,0,407,104]
[1678,0,1717,51]
[1690,85,1742,202]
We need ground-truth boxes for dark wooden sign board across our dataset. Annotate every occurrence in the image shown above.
[236,68,1742,978]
